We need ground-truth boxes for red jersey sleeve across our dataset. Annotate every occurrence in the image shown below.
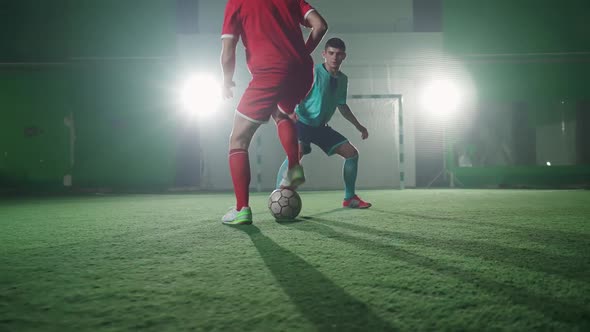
[221,0,241,39]
[298,0,316,25]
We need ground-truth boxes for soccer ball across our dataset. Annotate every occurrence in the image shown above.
[268,188,302,220]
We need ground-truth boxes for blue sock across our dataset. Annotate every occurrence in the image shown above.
[343,155,359,200]
[276,157,289,189]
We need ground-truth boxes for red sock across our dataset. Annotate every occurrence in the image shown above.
[277,119,299,169]
[229,149,250,210]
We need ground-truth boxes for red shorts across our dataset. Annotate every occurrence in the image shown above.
[237,62,313,123]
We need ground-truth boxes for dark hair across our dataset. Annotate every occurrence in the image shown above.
[325,38,346,51]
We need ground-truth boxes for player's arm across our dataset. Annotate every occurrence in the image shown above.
[220,36,239,99]
[303,10,328,54]
[338,104,369,140]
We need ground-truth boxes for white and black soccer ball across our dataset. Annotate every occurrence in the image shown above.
[268,188,302,220]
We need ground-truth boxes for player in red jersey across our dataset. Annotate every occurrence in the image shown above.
[220,0,328,224]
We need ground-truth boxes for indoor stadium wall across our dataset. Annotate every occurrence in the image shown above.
[0,67,70,190]
[441,0,590,188]
[1,0,441,192]
[6,1,587,191]
[177,31,445,191]
[1,0,71,190]
[171,0,447,192]
[190,0,415,34]
[0,0,179,192]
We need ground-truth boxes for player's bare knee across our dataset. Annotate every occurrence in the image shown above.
[273,112,290,124]
[347,150,359,159]
[229,132,251,150]
[337,143,358,159]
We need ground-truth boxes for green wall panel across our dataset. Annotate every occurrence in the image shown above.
[1,0,180,190]
[444,0,590,54]
[67,0,177,58]
[0,68,70,188]
[70,62,179,189]
[453,166,590,188]
[444,0,590,101]
[0,0,176,61]
[0,0,69,61]
[464,60,590,101]
[0,62,181,190]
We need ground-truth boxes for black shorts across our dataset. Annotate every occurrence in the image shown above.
[296,121,348,156]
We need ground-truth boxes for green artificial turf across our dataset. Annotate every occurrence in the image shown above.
[1,189,589,331]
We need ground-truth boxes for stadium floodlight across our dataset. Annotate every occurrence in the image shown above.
[420,78,461,113]
[180,74,221,117]
[421,78,464,188]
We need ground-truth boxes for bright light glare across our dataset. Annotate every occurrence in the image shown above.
[546,161,551,166]
[420,79,461,112]
[180,74,221,116]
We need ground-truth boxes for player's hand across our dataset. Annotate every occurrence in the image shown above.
[358,125,369,140]
[222,81,235,99]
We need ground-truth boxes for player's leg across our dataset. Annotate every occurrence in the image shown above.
[222,74,277,225]
[313,126,371,208]
[222,113,261,224]
[274,63,313,188]
[334,141,358,198]
[275,157,289,189]
[276,139,310,189]
[273,112,300,171]
[333,142,371,208]
[272,111,305,188]
[333,143,358,199]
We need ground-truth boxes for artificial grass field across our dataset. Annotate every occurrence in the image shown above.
[1,189,589,331]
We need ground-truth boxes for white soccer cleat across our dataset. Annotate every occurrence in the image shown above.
[279,164,306,189]
[221,206,253,225]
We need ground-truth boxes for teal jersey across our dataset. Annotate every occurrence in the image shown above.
[296,63,348,127]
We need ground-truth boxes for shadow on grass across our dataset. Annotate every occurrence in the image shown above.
[282,218,590,328]
[300,208,344,219]
[368,208,590,247]
[310,213,590,283]
[230,225,396,331]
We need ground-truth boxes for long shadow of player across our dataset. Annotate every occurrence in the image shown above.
[230,224,396,331]
[360,208,589,281]
[298,208,345,220]
[367,207,590,247]
[281,217,590,327]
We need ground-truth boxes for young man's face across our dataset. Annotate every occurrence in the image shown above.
[322,47,346,71]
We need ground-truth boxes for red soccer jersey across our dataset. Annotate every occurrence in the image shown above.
[221,0,315,71]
